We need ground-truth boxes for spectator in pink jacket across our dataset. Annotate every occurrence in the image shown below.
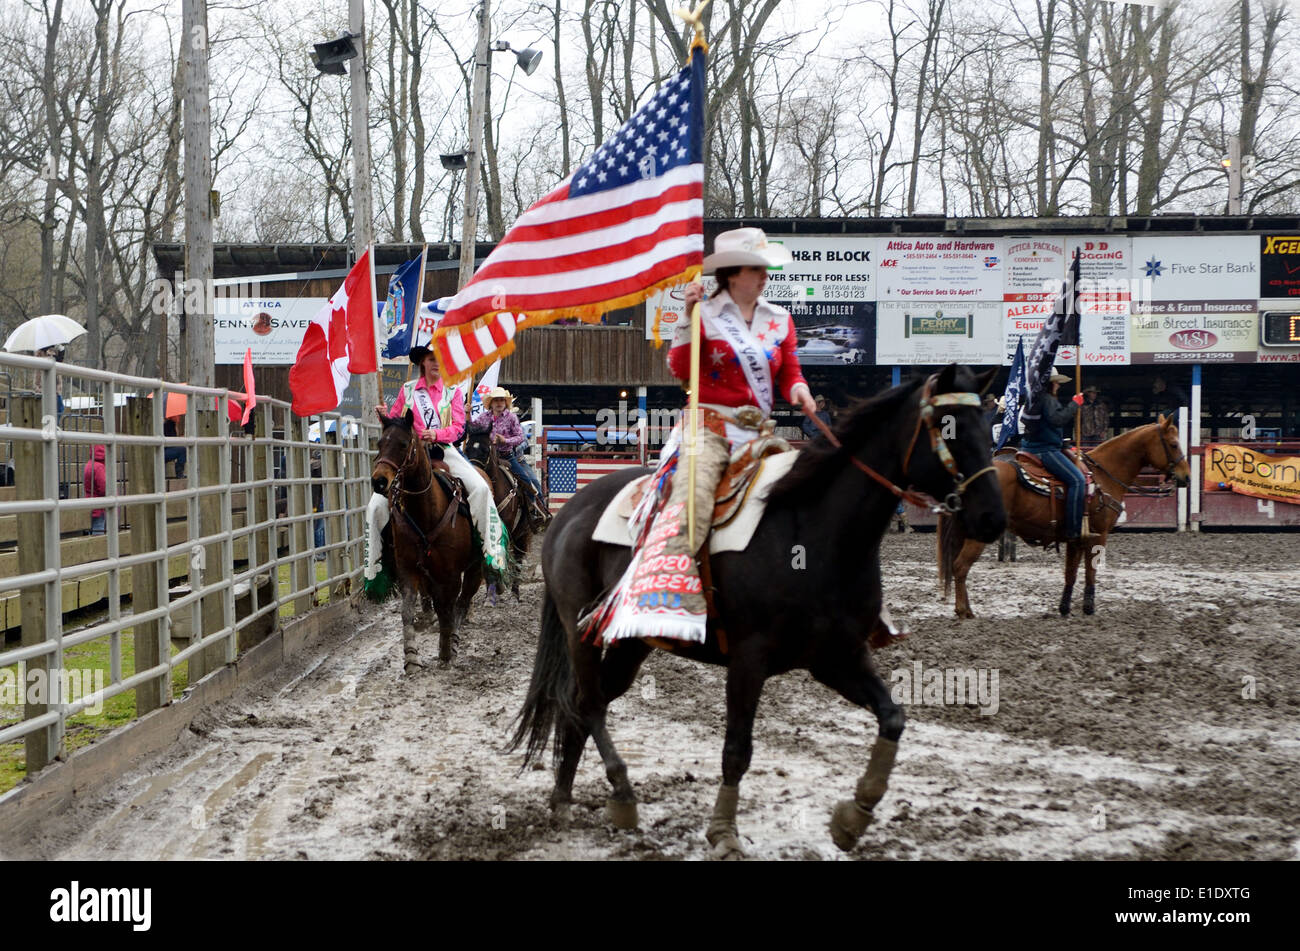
[84,445,107,535]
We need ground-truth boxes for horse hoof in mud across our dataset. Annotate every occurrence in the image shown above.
[829,800,875,852]
[707,834,745,861]
[829,736,897,852]
[551,802,573,826]
[438,630,460,667]
[604,798,639,830]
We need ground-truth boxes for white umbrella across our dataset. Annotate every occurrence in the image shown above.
[3,314,86,353]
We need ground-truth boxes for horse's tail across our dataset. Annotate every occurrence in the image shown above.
[507,589,577,769]
[937,511,965,599]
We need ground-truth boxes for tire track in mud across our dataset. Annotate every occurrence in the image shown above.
[17,531,1300,860]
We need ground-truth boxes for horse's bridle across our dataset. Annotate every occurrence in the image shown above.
[1155,426,1187,478]
[1082,423,1187,495]
[806,374,996,513]
[376,428,432,500]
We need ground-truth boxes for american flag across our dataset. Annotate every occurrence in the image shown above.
[433,46,706,384]
[547,457,646,514]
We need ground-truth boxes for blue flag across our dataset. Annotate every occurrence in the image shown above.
[380,249,426,359]
[995,336,1027,451]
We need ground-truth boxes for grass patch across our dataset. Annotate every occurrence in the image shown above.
[1,558,343,796]
[1,627,188,796]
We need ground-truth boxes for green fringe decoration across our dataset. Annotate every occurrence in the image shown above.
[364,565,395,602]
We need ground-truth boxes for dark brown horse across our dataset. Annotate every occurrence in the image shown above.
[939,414,1191,618]
[509,365,1006,857]
[371,410,484,670]
[463,420,532,603]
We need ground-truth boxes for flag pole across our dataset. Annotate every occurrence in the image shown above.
[1071,248,1082,446]
[688,300,701,550]
[407,245,429,394]
[679,0,709,552]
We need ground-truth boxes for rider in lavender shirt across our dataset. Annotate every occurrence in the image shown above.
[471,387,547,521]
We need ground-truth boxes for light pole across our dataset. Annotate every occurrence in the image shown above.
[457,3,542,291]
[348,0,379,415]
[459,1,492,292]
[1225,134,1243,215]
[312,6,380,414]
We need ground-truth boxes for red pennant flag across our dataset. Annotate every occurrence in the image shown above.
[241,347,256,425]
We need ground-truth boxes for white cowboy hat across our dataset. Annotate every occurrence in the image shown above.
[702,227,793,275]
[486,386,512,403]
[1049,368,1071,384]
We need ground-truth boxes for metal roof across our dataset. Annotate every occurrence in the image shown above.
[153,214,1300,279]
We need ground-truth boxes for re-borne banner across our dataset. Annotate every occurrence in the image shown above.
[1203,443,1300,505]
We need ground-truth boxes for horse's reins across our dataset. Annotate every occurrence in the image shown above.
[1082,425,1185,497]
[802,375,996,514]
[378,429,463,555]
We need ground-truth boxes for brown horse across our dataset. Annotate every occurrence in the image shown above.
[939,414,1191,618]
[463,420,532,603]
[371,410,484,670]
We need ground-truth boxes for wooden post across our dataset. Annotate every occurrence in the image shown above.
[290,415,313,616]
[253,401,273,613]
[183,0,214,391]
[127,398,167,715]
[324,421,344,597]
[15,397,52,771]
[191,407,226,680]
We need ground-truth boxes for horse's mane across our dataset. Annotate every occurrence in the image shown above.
[767,377,925,505]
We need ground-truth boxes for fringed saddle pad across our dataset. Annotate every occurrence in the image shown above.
[592,440,799,554]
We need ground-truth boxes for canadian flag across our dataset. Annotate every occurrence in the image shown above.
[289,249,378,416]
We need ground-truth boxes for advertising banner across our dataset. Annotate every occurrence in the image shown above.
[1067,237,1131,365]
[1002,238,1066,364]
[1129,235,1258,363]
[215,298,328,364]
[648,235,878,365]
[1204,444,1300,505]
[644,284,693,342]
[764,236,878,366]
[1257,234,1300,362]
[1259,234,1300,299]
[877,237,1002,301]
[876,300,1004,365]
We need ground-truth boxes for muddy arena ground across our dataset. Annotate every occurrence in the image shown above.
[12,530,1300,861]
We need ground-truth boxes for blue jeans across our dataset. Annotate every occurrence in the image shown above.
[164,446,186,477]
[507,454,542,499]
[90,513,105,535]
[1036,449,1085,538]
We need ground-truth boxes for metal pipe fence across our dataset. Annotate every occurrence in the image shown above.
[0,352,377,783]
